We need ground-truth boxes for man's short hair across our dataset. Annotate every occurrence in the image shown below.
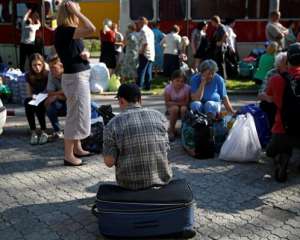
[270,10,280,18]
[171,25,180,33]
[116,84,141,103]
[138,16,148,25]
[47,54,62,67]
[211,15,221,24]
[287,43,300,66]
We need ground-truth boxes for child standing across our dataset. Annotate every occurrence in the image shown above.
[24,53,49,145]
[164,70,190,141]
[254,41,278,85]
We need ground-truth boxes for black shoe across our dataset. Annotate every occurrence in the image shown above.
[74,153,94,158]
[64,160,86,166]
[274,154,289,182]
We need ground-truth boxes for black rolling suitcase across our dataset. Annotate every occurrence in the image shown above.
[92,179,195,239]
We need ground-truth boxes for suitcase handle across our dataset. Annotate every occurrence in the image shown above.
[91,204,100,217]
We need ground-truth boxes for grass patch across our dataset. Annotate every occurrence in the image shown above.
[226,79,258,91]
[151,75,168,95]
[103,74,257,95]
[83,39,100,58]
[149,76,258,95]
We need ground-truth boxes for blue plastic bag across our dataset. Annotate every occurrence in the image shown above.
[239,104,271,148]
[91,102,100,119]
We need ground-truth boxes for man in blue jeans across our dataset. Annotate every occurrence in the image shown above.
[136,17,155,90]
[45,55,66,138]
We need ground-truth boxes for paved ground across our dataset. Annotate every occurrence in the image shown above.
[1,94,300,240]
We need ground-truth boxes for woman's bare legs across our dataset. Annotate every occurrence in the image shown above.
[74,139,90,156]
[64,139,82,164]
[168,105,180,139]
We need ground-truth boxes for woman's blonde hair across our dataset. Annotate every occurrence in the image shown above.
[57,1,79,27]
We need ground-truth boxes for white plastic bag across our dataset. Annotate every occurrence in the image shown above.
[219,113,261,162]
[89,63,110,93]
[0,99,7,135]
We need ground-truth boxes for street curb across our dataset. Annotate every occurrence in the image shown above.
[96,92,154,96]
[227,90,258,95]
[98,90,257,96]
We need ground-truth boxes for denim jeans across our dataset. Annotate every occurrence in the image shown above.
[190,101,221,117]
[136,54,153,90]
[46,100,67,132]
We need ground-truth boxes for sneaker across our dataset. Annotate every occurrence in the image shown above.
[39,132,48,145]
[54,131,64,139]
[30,132,38,145]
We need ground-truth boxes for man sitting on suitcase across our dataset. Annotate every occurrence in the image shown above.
[103,83,172,190]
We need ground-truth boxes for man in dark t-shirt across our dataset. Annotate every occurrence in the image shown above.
[210,15,228,79]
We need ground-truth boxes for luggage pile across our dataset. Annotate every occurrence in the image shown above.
[181,110,231,159]
[219,113,262,162]
[238,48,265,79]
[182,104,271,162]
[219,104,271,162]
[0,67,27,104]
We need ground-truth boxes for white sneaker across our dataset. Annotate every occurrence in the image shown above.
[54,131,64,139]
[39,132,48,145]
[30,132,38,145]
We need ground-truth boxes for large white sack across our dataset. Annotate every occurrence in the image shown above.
[219,113,261,162]
[0,99,6,135]
[90,63,110,93]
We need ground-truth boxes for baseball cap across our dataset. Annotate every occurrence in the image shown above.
[116,84,141,103]
[287,43,300,66]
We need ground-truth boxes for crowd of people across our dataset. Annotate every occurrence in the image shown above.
[12,0,300,188]
[99,14,240,89]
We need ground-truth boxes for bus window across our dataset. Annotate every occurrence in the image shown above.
[16,3,29,28]
[191,0,246,19]
[129,0,153,21]
[159,0,186,20]
[280,0,300,18]
[247,0,269,19]
[0,0,13,23]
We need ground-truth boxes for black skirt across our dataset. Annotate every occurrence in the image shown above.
[163,54,180,77]
[194,37,209,60]
[100,41,116,69]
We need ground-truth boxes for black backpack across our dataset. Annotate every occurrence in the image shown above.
[183,111,215,159]
[97,105,115,125]
[82,121,104,153]
[281,72,300,136]
[82,105,115,153]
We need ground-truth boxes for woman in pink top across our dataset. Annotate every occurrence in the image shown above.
[164,70,190,141]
